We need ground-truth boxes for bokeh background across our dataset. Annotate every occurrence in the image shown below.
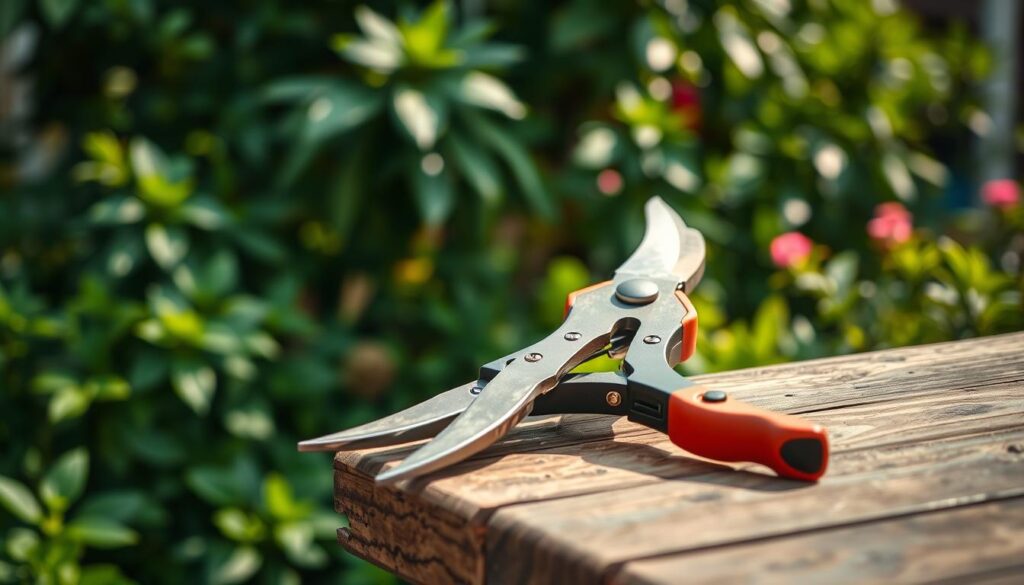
[1,0,1022,583]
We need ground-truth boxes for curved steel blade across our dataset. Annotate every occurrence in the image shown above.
[615,196,706,292]
[374,372,541,484]
[297,381,478,451]
[375,321,612,485]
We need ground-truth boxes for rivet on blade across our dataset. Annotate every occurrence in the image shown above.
[525,352,543,362]
[564,332,582,341]
[606,391,622,407]
[615,279,659,305]
[643,335,661,344]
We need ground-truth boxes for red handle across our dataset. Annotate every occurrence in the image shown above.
[667,386,829,481]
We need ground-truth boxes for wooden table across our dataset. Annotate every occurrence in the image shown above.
[332,333,1024,584]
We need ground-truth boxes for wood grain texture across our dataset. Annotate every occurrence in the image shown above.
[332,332,1024,584]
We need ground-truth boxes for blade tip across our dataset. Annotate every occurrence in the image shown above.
[374,469,406,486]
[297,437,341,452]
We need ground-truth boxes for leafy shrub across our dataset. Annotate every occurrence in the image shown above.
[0,0,1020,582]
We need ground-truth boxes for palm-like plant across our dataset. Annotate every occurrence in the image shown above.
[266,1,551,230]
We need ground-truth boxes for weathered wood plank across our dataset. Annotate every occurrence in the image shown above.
[485,430,1024,583]
[331,332,1024,584]
[615,497,1024,585]
[335,467,484,584]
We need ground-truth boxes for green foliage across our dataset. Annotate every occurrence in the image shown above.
[0,0,1021,583]
[0,450,137,583]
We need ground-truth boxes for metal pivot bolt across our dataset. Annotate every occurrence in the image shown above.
[615,279,659,305]
[702,390,728,403]
[643,335,661,344]
[605,391,622,407]
[524,352,543,362]
[564,332,582,341]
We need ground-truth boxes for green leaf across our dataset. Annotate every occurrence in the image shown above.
[825,252,859,295]
[448,19,495,47]
[461,43,524,68]
[411,159,454,226]
[752,296,788,361]
[77,491,148,523]
[40,0,78,28]
[263,473,310,522]
[4,527,39,561]
[66,517,138,548]
[48,387,91,423]
[573,125,618,169]
[210,546,262,585]
[145,223,189,270]
[128,349,169,392]
[550,1,615,51]
[463,110,554,219]
[131,429,187,467]
[213,508,266,542]
[392,86,444,150]
[230,227,287,264]
[400,0,454,67]
[328,148,366,245]
[271,83,382,188]
[224,404,275,440]
[31,372,77,395]
[275,522,327,569]
[85,375,131,401]
[448,132,502,204]
[724,152,765,197]
[171,358,216,415]
[40,448,89,511]
[333,37,403,73]
[82,131,124,166]
[130,138,193,207]
[0,476,42,523]
[203,250,239,297]
[154,305,204,346]
[302,84,383,145]
[88,196,145,225]
[186,458,258,507]
[354,5,402,46]
[458,72,526,119]
[187,469,238,506]
[80,564,135,585]
[261,76,335,104]
[179,197,231,230]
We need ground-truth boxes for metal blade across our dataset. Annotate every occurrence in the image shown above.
[614,196,706,291]
[297,381,478,451]
[374,367,544,484]
[298,332,628,454]
[376,318,611,484]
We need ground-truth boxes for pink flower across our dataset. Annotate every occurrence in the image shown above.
[597,168,623,195]
[770,232,813,268]
[670,80,701,131]
[867,202,912,247]
[981,179,1020,209]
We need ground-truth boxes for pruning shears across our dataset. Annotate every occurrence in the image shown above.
[300,197,829,484]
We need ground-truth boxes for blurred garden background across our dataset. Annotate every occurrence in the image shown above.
[1,0,1022,582]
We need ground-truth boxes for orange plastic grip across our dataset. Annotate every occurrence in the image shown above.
[667,386,829,481]
[675,290,698,363]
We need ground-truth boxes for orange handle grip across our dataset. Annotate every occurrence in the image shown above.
[667,386,829,481]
